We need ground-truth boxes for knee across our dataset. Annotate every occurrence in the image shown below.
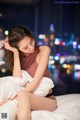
[50,99,57,112]
[55,99,58,108]
[53,99,58,111]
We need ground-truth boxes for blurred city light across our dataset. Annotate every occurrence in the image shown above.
[54,38,60,45]
[4,30,9,35]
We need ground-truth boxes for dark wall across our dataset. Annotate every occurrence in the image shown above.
[0,3,35,32]
[0,0,80,36]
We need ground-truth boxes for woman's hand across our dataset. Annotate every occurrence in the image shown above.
[3,37,18,53]
[0,98,10,106]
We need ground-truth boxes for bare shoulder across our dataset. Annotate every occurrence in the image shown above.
[36,46,51,63]
[39,46,51,53]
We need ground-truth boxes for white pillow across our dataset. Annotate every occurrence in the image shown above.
[22,70,54,96]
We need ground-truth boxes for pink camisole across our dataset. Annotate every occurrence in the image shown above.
[20,46,50,78]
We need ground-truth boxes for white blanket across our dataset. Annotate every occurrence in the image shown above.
[0,70,54,102]
[0,94,80,120]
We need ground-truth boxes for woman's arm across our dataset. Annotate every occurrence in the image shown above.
[12,50,22,78]
[3,39,22,78]
[24,46,51,92]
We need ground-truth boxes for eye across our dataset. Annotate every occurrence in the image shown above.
[24,46,28,49]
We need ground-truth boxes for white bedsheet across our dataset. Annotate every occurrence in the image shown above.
[0,94,80,120]
[32,94,80,120]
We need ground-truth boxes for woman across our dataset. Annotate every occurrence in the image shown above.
[3,25,57,120]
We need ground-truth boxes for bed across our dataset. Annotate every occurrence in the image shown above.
[0,94,80,120]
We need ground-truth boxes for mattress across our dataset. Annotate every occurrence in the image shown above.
[0,94,80,120]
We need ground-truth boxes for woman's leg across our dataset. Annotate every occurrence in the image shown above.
[16,91,57,120]
[16,91,31,120]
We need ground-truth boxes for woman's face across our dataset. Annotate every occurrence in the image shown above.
[17,36,35,53]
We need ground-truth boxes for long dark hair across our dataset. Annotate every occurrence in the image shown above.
[7,25,34,71]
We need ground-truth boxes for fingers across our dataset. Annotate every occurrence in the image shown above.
[1,37,9,48]
[5,36,8,42]
[0,41,4,49]
[3,40,10,50]
[10,95,17,100]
